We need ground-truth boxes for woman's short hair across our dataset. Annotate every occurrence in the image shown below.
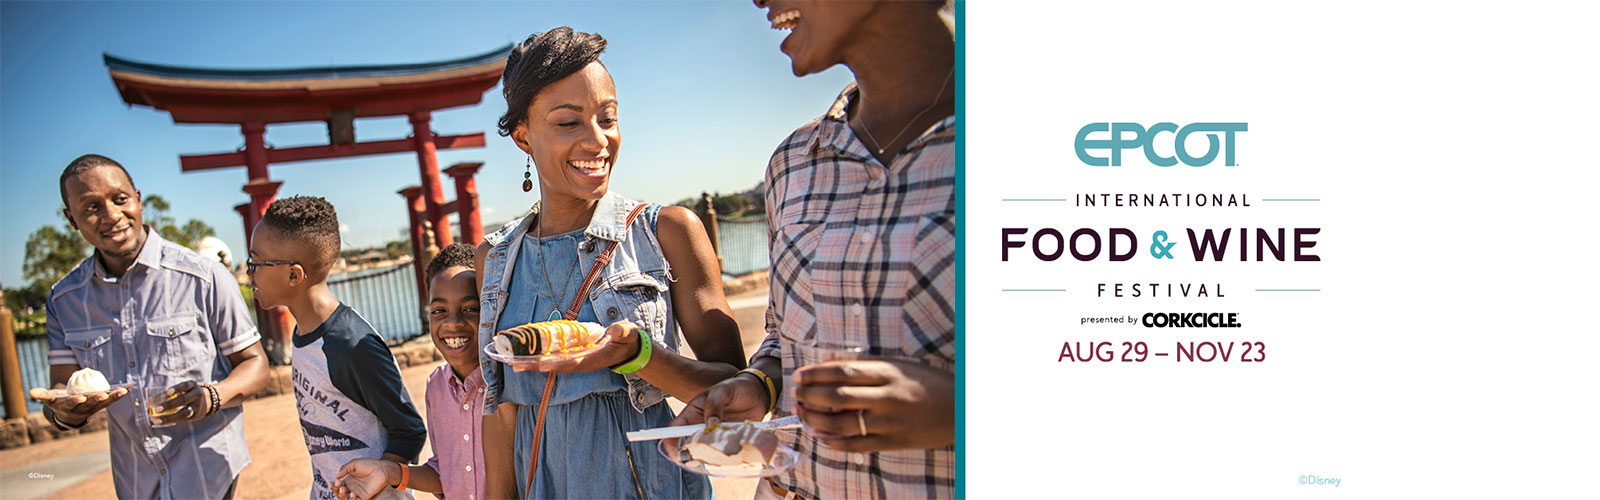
[497,27,608,137]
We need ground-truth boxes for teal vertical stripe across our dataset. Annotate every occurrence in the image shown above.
[954,1,967,497]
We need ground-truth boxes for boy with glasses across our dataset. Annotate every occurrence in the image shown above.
[249,196,427,500]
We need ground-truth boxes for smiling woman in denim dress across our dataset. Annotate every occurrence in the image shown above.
[472,27,745,499]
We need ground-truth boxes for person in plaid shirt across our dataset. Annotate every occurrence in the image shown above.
[674,1,956,498]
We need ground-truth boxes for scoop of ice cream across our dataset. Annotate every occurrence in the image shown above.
[66,367,110,394]
[684,422,779,467]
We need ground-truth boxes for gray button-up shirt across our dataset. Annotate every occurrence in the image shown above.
[46,229,260,499]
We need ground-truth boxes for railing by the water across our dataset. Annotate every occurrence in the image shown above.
[7,229,745,414]
[12,336,50,413]
[716,215,769,277]
[326,261,425,345]
[7,312,53,413]
[4,261,424,414]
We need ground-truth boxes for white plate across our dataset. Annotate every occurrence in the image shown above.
[483,333,612,367]
[658,432,799,478]
[628,415,802,442]
[40,383,135,399]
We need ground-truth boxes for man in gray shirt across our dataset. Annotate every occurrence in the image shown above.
[30,154,270,499]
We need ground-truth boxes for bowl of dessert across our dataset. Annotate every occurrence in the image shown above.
[659,421,799,478]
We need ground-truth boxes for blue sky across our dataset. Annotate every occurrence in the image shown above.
[0,1,852,287]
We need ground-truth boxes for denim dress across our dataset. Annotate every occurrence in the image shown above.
[478,192,712,499]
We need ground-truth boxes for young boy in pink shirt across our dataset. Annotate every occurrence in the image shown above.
[334,243,485,500]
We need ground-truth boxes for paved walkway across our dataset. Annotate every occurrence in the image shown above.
[0,289,769,500]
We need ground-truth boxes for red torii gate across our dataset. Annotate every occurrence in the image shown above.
[105,47,506,363]
[395,161,484,321]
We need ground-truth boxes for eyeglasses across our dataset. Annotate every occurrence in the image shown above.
[246,259,299,274]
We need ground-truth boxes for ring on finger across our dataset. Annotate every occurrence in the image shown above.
[185,406,196,419]
[857,410,867,436]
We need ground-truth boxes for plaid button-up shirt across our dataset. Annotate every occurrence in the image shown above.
[754,83,956,499]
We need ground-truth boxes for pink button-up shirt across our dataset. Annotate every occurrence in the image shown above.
[424,364,487,500]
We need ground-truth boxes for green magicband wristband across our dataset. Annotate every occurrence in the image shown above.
[611,331,653,374]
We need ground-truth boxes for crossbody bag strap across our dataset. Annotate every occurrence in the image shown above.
[525,202,651,495]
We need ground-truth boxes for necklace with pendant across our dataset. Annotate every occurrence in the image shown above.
[535,214,580,322]
[857,66,956,157]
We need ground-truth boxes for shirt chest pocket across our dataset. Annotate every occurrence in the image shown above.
[64,327,114,374]
[588,271,670,332]
[145,316,208,376]
[773,223,821,344]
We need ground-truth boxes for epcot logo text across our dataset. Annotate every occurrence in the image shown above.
[1075,122,1247,167]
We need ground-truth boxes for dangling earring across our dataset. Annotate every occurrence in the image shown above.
[522,156,533,192]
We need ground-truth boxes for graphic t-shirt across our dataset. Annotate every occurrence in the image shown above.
[292,304,426,500]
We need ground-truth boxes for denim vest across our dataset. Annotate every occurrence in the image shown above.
[478,192,677,413]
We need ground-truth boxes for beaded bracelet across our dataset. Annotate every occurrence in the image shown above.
[204,385,221,417]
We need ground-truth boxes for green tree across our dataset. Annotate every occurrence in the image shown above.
[144,194,176,230]
[22,215,89,287]
[711,193,754,216]
[3,280,51,312]
[143,194,217,249]
[671,183,765,217]
[168,219,217,249]
[384,240,410,259]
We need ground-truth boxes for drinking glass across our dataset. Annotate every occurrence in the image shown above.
[144,385,184,428]
[790,340,867,415]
